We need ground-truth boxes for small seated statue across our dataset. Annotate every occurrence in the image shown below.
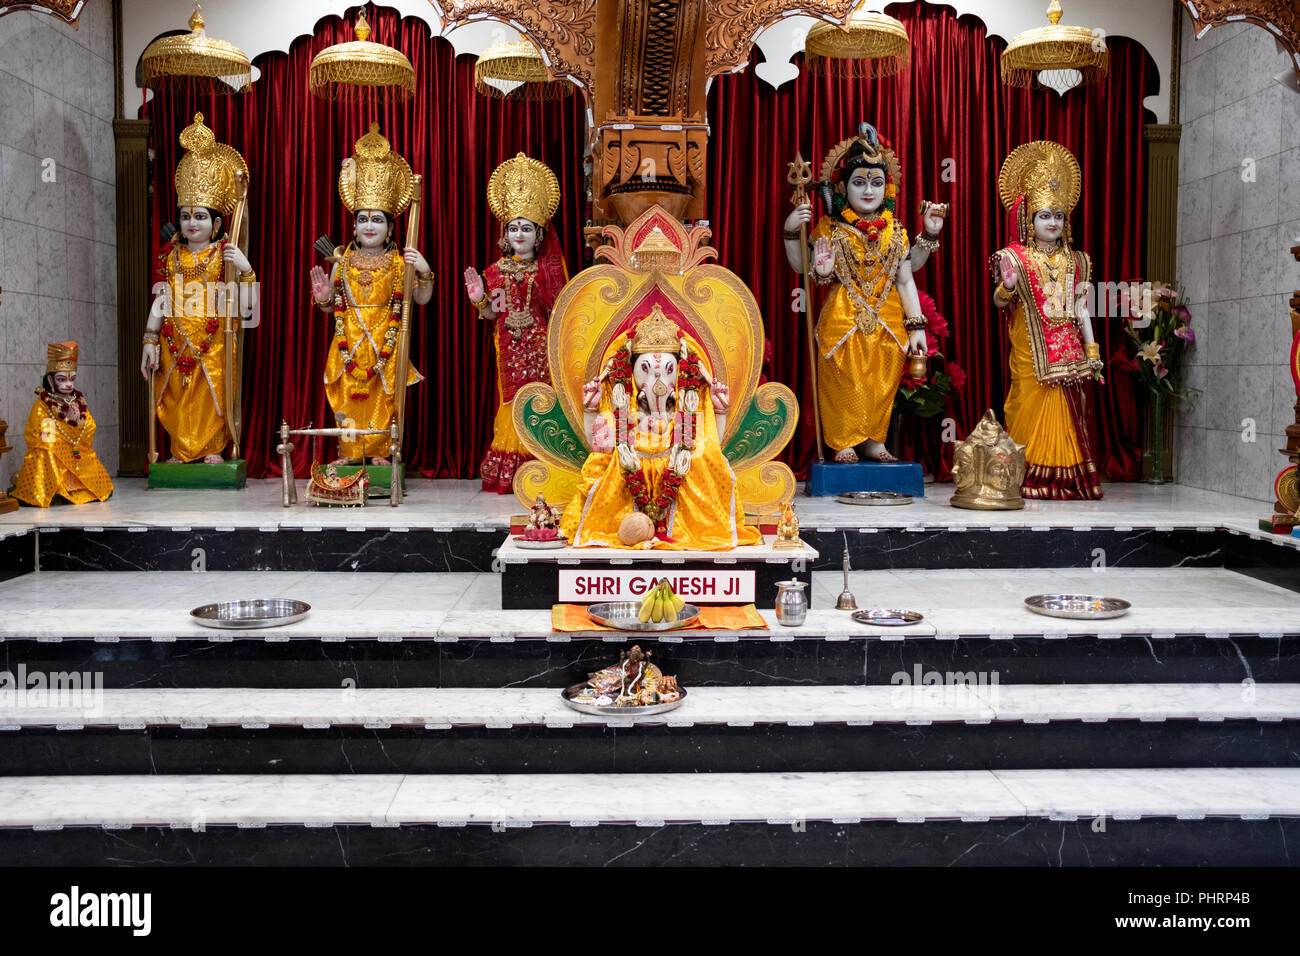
[10,342,114,507]
[524,493,563,541]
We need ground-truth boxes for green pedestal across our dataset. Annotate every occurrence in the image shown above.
[148,459,247,490]
[332,463,403,494]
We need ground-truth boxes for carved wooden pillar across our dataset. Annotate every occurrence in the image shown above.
[114,118,150,475]
[1144,123,1182,284]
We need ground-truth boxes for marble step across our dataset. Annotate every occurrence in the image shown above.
[1,685,1295,775]
[0,768,1296,866]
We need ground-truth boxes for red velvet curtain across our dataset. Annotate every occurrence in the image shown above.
[707,1,1153,480]
[143,4,587,478]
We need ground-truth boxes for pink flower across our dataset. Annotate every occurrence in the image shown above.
[1174,325,1195,342]
[948,363,967,390]
[1155,366,1170,378]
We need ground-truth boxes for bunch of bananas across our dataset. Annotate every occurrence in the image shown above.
[637,580,685,624]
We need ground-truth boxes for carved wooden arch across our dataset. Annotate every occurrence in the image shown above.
[0,0,85,26]
[429,0,860,98]
[1179,0,1300,79]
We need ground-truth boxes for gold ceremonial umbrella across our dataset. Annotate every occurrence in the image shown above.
[804,4,909,79]
[474,38,572,101]
[141,5,252,94]
[309,11,415,103]
[1002,0,1109,92]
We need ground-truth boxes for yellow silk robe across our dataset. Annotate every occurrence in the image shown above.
[811,216,910,451]
[155,245,233,462]
[561,345,760,551]
[324,250,423,460]
[10,395,113,507]
[1004,305,1084,470]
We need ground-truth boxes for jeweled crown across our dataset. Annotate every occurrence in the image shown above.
[46,341,78,373]
[630,307,682,355]
[174,113,248,216]
[339,122,414,217]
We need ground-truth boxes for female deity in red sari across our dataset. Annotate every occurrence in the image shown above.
[463,153,567,493]
[991,141,1104,500]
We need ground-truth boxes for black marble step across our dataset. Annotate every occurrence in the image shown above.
[1,817,1295,866]
[3,632,1299,687]
[1,718,1295,776]
[15,526,1300,590]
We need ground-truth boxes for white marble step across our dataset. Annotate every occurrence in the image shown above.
[0,768,1296,828]
[1,568,1297,641]
[2,478,1288,541]
[1,684,1296,730]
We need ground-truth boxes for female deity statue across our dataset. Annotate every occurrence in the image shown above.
[462,153,566,494]
[560,308,761,551]
[991,141,1103,500]
[10,342,113,507]
[308,123,432,464]
[140,113,254,463]
[782,122,947,463]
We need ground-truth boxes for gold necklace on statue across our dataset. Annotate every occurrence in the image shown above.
[1025,241,1067,288]
[175,244,223,283]
[347,247,394,292]
[499,257,539,335]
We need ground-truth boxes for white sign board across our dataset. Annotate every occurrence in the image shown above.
[558,569,756,604]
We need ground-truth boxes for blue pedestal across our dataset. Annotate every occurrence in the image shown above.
[806,460,925,498]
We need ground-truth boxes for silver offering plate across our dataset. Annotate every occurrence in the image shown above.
[190,599,311,629]
[1024,594,1131,619]
[836,491,914,506]
[512,535,568,550]
[852,608,924,626]
[586,601,701,632]
[562,683,687,717]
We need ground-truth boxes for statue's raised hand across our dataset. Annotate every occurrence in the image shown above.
[998,252,1019,290]
[464,267,485,303]
[222,244,251,275]
[813,237,834,277]
[590,415,614,453]
[709,380,730,413]
[581,377,602,411]
[783,202,813,236]
[920,201,948,237]
[309,265,332,304]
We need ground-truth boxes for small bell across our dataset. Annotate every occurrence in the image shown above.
[835,547,857,611]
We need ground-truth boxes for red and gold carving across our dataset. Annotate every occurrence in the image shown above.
[1179,1,1300,81]
[0,1,84,26]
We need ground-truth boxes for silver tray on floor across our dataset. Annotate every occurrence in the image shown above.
[1023,594,1131,620]
[836,491,914,506]
[511,535,569,550]
[562,683,687,717]
[586,601,701,632]
[852,608,924,626]
[190,599,311,629]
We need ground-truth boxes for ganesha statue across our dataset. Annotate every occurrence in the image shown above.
[508,206,799,551]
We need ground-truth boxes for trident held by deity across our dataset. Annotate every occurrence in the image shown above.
[787,151,825,461]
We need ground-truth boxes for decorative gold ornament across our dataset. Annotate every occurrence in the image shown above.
[1001,0,1109,91]
[487,153,561,228]
[174,113,248,217]
[474,39,572,100]
[0,1,85,27]
[950,410,1028,511]
[338,123,414,217]
[772,500,804,550]
[141,5,252,94]
[805,5,910,78]
[998,140,1081,216]
[630,306,683,355]
[46,341,78,374]
[309,12,415,103]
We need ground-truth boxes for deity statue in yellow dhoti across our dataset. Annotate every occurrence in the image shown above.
[783,122,947,463]
[10,342,113,507]
[140,113,255,463]
[560,308,762,550]
[309,123,431,463]
[463,153,566,493]
[991,141,1104,500]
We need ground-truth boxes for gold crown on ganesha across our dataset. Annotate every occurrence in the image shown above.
[630,306,683,354]
[174,113,248,218]
[487,153,560,227]
[338,122,414,217]
[998,140,1081,215]
[46,341,77,373]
